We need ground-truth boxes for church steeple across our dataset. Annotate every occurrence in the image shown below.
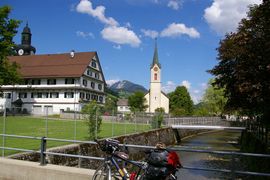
[15,22,36,56]
[21,22,32,45]
[151,39,161,68]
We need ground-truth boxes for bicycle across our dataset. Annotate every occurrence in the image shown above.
[92,139,181,180]
[92,138,147,180]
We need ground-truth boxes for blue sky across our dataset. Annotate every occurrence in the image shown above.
[1,0,261,103]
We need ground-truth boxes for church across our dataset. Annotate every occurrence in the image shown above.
[144,41,169,114]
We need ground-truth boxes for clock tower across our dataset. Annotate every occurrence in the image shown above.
[144,40,169,113]
[14,22,36,56]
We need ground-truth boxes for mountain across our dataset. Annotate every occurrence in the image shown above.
[109,80,147,96]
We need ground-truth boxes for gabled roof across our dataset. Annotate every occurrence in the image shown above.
[8,52,97,78]
[117,99,129,106]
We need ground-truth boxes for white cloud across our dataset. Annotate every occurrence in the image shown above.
[125,22,132,28]
[204,0,262,35]
[113,45,122,50]
[76,31,94,39]
[141,29,159,39]
[106,79,120,87]
[76,0,119,26]
[181,80,191,89]
[162,81,177,93]
[168,0,181,10]
[101,26,141,47]
[160,23,200,38]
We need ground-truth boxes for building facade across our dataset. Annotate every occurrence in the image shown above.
[117,99,130,113]
[0,24,106,115]
[144,41,169,114]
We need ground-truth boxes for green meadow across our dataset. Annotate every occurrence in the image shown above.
[0,116,150,156]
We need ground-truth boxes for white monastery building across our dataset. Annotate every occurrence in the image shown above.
[0,24,106,115]
[144,42,169,114]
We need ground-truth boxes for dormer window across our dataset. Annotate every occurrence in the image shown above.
[87,69,92,76]
[91,61,97,68]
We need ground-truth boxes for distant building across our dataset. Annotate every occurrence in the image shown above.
[144,41,169,113]
[0,24,106,115]
[117,99,130,113]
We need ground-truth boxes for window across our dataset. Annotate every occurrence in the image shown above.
[83,79,88,87]
[86,93,90,100]
[87,69,92,76]
[91,82,95,89]
[31,92,42,98]
[91,61,97,68]
[0,93,11,99]
[98,84,102,91]
[50,92,59,98]
[24,79,30,85]
[19,92,27,99]
[80,92,85,99]
[91,94,98,100]
[99,96,103,103]
[37,93,42,98]
[154,73,157,80]
[31,79,41,85]
[42,93,49,98]
[47,79,56,85]
[65,78,75,84]
[5,93,11,99]
[64,92,74,98]
[95,73,99,79]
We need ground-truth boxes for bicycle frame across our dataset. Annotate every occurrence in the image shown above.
[102,153,145,180]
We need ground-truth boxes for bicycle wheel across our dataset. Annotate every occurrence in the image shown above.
[92,163,121,180]
[92,163,109,180]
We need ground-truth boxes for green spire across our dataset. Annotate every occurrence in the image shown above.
[151,39,161,68]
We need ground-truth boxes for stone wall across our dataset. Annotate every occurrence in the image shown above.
[10,127,208,169]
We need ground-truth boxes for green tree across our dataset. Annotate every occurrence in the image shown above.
[128,91,148,112]
[151,107,165,129]
[0,6,21,85]
[82,101,102,140]
[168,86,193,116]
[201,79,227,116]
[101,94,117,115]
[209,0,270,123]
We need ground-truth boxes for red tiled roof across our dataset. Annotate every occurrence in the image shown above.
[8,52,96,78]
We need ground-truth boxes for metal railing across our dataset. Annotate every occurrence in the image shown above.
[0,133,270,179]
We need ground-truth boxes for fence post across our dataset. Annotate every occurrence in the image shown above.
[40,136,47,166]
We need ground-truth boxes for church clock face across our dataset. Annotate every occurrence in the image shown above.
[154,67,158,72]
[18,49,24,56]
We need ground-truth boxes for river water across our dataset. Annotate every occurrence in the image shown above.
[176,130,242,180]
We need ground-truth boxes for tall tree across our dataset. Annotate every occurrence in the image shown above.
[0,6,21,85]
[201,79,227,116]
[168,86,193,116]
[209,0,270,123]
[128,91,148,112]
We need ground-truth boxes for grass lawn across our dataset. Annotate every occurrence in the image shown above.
[0,116,150,156]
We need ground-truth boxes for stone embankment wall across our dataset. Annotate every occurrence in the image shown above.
[10,127,207,169]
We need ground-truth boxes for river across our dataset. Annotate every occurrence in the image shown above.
[176,130,242,179]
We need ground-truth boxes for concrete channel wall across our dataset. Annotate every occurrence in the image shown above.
[0,158,95,180]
